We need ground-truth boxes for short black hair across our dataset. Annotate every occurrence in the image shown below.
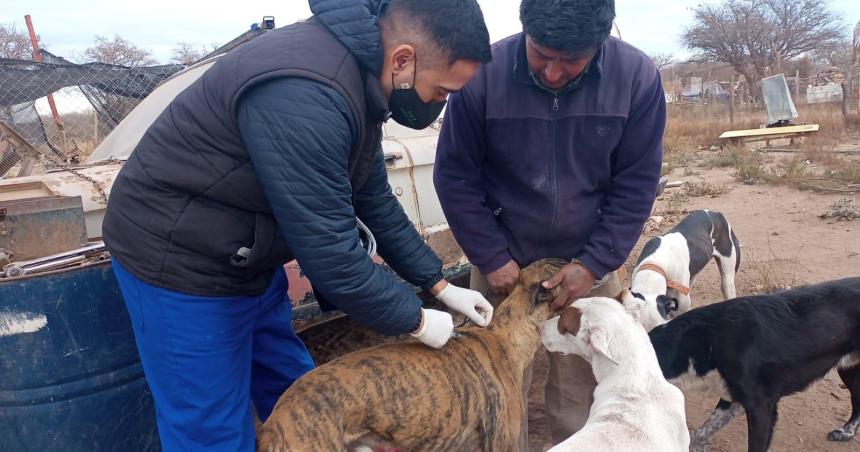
[520,0,615,55]
[382,0,492,64]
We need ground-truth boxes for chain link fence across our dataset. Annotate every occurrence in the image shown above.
[0,50,182,176]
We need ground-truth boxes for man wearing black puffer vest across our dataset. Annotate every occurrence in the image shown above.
[102,0,493,449]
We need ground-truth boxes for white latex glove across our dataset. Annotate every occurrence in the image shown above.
[410,308,454,349]
[435,283,494,327]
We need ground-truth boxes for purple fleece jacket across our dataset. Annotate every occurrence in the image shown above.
[434,33,665,278]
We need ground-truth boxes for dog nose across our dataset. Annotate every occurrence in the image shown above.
[667,299,679,312]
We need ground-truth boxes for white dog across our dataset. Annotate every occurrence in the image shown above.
[540,296,690,452]
[630,209,740,331]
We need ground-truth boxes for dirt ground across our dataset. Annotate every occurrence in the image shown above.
[527,148,860,451]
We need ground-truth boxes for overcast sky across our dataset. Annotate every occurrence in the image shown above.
[2,0,859,64]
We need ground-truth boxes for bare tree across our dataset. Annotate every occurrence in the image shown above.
[85,35,157,67]
[842,20,860,122]
[0,23,34,59]
[171,42,206,66]
[854,19,860,66]
[811,39,853,69]
[649,52,675,71]
[682,0,846,98]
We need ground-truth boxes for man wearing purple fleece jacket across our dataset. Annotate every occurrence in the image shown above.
[434,0,665,448]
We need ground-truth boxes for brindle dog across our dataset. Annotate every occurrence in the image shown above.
[257,259,565,452]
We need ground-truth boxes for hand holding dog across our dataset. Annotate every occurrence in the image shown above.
[543,262,596,311]
[486,259,520,295]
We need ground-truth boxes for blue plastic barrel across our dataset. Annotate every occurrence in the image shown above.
[0,261,159,451]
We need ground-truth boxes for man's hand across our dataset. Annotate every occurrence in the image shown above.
[486,259,520,295]
[410,308,454,348]
[433,281,494,327]
[542,262,597,311]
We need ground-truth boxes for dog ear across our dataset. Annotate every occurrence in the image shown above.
[587,325,618,365]
[557,307,582,335]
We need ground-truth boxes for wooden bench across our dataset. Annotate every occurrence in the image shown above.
[719,124,819,147]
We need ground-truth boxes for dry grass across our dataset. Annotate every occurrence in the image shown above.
[662,149,703,174]
[731,150,770,185]
[663,103,851,180]
[761,156,812,184]
[657,190,687,216]
[684,180,732,197]
[819,197,860,221]
[662,104,769,176]
[663,104,760,154]
[823,163,860,186]
[801,137,842,167]
[745,245,805,294]
[702,148,741,168]
[683,166,703,176]
[726,148,859,193]
[798,103,848,145]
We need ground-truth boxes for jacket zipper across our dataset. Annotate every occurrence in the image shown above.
[543,96,560,258]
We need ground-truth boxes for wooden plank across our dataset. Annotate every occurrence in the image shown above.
[719,124,819,139]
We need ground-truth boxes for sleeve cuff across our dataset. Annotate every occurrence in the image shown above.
[420,271,445,291]
[407,306,423,334]
[475,251,514,275]
[576,253,612,280]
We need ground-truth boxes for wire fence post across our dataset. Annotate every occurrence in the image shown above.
[25,14,66,155]
[795,70,800,104]
[729,73,735,126]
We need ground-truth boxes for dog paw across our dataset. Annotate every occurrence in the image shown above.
[827,428,855,442]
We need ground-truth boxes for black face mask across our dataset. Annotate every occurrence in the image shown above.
[388,55,446,130]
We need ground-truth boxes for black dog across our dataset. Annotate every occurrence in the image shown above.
[648,277,860,452]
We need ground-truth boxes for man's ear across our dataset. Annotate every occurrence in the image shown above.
[587,325,617,365]
[390,44,416,73]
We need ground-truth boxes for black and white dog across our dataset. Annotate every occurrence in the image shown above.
[630,209,740,331]
[637,278,860,452]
